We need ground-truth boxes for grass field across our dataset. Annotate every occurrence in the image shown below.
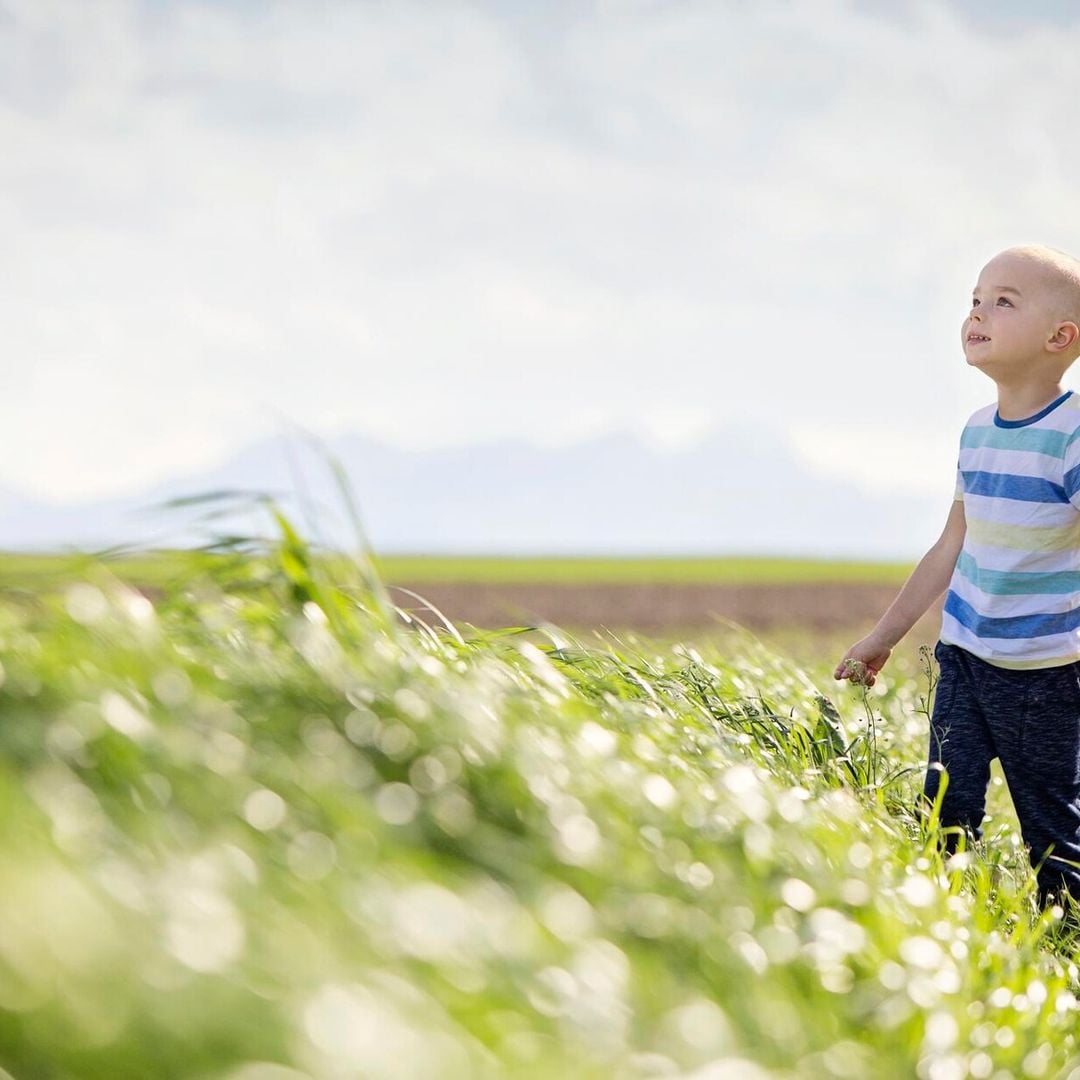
[1,515,1079,1077]
[0,550,915,593]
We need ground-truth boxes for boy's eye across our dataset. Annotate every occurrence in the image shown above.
[997,297,1012,305]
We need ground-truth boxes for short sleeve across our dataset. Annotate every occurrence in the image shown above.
[952,420,968,502]
[1064,427,1080,510]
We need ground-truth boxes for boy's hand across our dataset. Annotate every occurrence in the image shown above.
[834,635,893,687]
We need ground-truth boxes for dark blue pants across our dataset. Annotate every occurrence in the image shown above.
[923,639,1080,909]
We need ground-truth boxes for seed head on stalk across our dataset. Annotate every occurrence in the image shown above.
[838,658,871,686]
[835,657,881,788]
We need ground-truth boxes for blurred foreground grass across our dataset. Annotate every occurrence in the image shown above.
[1,523,1079,1079]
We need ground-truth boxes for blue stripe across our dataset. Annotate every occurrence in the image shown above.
[944,590,1080,639]
[963,470,1068,503]
[955,551,1080,595]
[1065,462,1080,502]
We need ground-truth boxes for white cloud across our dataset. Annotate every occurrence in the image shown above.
[789,422,959,501]
[2,0,1079,506]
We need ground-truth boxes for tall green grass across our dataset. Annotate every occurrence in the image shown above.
[1,498,1079,1078]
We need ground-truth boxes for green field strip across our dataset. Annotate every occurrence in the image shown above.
[0,550,915,592]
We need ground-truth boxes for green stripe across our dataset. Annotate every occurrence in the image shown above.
[956,550,1080,595]
[966,516,1080,551]
[960,424,1068,457]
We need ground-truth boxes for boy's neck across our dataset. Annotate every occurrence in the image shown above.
[995,381,1068,421]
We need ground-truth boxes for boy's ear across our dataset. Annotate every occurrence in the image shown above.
[1049,321,1080,353]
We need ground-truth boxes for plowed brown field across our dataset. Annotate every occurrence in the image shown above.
[387,579,944,646]
[383,579,947,679]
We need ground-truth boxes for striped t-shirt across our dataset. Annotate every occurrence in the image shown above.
[941,389,1080,669]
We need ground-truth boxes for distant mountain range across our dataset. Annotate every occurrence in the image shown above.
[0,422,940,559]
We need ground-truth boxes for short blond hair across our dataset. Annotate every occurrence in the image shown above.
[1001,243,1080,329]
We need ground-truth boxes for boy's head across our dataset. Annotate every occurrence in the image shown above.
[963,244,1080,379]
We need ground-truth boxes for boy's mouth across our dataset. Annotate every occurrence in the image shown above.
[967,333,990,343]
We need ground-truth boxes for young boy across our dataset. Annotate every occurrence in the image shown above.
[834,243,1080,911]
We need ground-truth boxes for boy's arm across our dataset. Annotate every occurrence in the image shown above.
[834,499,966,683]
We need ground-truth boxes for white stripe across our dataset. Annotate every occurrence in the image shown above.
[963,492,1077,528]
[959,446,1066,476]
[959,537,1079,574]
[1045,396,1080,432]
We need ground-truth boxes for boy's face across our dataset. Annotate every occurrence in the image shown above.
[961,252,1064,376]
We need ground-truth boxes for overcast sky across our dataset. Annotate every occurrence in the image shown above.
[5,0,1080,507]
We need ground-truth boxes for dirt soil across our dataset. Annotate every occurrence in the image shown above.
[386,580,944,639]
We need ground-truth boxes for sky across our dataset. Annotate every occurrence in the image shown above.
[5,0,1080,507]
